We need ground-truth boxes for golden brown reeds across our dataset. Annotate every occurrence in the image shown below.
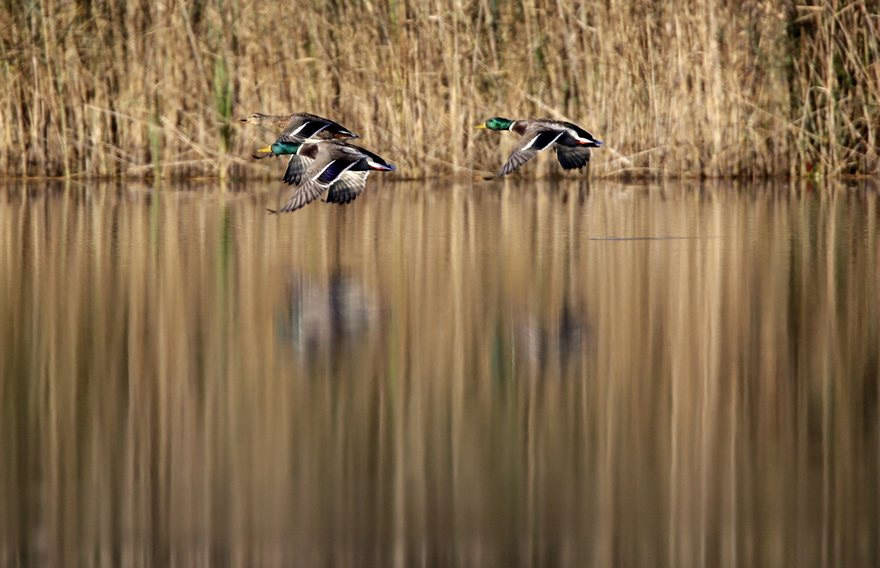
[0,0,878,179]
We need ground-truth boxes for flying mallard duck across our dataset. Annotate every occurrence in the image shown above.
[255,140,395,213]
[475,117,602,178]
[240,112,358,158]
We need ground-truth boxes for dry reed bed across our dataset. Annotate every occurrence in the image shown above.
[0,181,877,565]
[0,0,878,179]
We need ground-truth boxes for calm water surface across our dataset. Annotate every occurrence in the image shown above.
[0,180,878,566]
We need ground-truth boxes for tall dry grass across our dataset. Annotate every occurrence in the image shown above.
[0,0,878,179]
[0,180,878,565]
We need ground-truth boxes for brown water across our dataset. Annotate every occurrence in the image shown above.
[0,180,878,567]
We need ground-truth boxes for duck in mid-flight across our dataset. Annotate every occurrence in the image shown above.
[241,112,358,158]
[255,140,395,214]
[475,117,602,179]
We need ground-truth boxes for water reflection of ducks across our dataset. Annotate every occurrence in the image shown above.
[516,303,590,372]
[278,272,380,359]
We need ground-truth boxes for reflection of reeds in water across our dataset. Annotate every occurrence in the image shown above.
[0,181,878,565]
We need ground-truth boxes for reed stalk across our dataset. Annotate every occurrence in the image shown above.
[0,0,877,179]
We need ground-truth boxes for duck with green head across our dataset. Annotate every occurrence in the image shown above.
[262,140,395,214]
[475,117,602,178]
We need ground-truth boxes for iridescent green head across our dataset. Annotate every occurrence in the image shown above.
[270,141,301,155]
[475,117,515,131]
[253,141,301,158]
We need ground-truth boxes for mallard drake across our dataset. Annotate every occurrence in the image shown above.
[260,140,395,213]
[240,112,358,158]
[475,117,602,178]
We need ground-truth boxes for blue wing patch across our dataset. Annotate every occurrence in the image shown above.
[316,159,358,185]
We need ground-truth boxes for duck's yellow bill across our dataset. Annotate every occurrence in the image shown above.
[474,124,487,129]
[256,145,272,153]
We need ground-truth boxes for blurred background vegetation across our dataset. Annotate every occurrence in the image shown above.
[0,0,878,179]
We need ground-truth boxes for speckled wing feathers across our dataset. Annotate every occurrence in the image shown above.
[282,155,308,185]
[276,180,329,213]
[275,154,362,213]
[493,128,564,178]
[325,172,369,205]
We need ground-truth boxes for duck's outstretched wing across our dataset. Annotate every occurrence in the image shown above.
[490,128,565,178]
[282,155,310,185]
[556,146,591,170]
[270,180,328,214]
[324,172,369,205]
[277,114,357,142]
[271,155,364,213]
[560,121,602,146]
